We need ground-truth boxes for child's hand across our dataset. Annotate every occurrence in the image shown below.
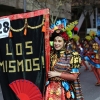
[48,71,61,78]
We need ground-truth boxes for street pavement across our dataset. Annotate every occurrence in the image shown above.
[0,65,100,100]
[79,66,100,100]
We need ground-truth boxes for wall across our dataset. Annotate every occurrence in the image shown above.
[0,0,71,19]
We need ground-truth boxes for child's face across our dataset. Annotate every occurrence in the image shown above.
[54,36,64,50]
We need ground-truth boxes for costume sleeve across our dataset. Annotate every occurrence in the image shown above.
[70,68,79,73]
[95,37,100,46]
[70,51,81,73]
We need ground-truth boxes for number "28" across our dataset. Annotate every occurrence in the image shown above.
[0,21,9,34]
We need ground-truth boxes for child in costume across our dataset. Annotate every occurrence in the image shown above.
[67,38,77,52]
[83,31,100,86]
[92,39,100,85]
[45,29,84,100]
[81,38,90,70]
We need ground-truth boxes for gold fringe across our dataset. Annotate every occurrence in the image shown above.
[10,16,45,32]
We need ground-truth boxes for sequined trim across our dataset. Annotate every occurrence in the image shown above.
[50,77,65,81]
[70,68,79,73]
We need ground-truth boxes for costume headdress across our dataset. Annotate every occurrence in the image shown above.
[50,29,69,41]
[49,19,79,48]
[85,35,92,41]
[68,26,79,42]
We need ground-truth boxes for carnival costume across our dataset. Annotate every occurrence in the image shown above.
[83,33,100,68]
[83,31,100,86]
[45,50,83,100]
[84,41,100,68]
[45,19,84,99]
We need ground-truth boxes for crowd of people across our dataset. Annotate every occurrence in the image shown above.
[79,35,100,86]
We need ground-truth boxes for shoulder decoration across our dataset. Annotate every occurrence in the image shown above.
[70,52,81,68]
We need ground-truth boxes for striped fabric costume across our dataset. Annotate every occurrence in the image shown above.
[45,50,84,100]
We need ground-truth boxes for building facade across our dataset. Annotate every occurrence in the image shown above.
[0,0,71,20]
[71,0,100,38]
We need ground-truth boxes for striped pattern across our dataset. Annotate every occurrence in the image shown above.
[74,78,84,100]
[50,53,84,100]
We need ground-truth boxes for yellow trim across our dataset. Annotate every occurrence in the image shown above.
[10,16,45,32]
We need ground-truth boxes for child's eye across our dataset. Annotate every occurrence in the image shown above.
[58,40,62,42]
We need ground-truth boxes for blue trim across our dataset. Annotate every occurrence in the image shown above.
[71,68,79,73]
[94,50,98,53]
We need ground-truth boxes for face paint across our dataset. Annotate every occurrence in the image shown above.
[54,36,65,50]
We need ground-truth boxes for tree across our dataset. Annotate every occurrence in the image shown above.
[71,0,100,20]
[71,0,100,37]
[27,0,72,24]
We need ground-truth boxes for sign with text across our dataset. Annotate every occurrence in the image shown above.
[0,18,10,38]
[0,9,50,100]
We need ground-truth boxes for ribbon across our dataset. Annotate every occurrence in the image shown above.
[62,81,69,91]
[71,68,79,73]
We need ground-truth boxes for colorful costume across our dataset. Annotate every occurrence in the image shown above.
[84,42,100,68]
[45,50,83,100]
[46,19,84,99]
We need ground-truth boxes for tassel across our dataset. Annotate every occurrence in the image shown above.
[65,91,71,99]
[24,28,27,36]
[9,31,13,37]
[42,25,46,32]
[24,21,28,36]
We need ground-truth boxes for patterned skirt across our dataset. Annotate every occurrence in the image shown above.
[45,79,84,100]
